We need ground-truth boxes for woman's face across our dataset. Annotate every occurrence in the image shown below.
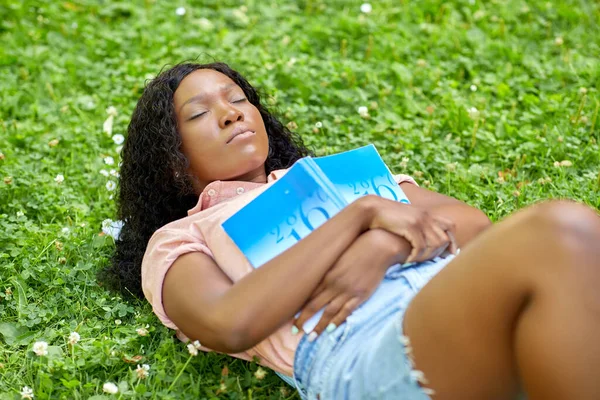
[173,69,269,194]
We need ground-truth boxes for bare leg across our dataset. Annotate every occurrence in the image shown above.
[403,200,600,399]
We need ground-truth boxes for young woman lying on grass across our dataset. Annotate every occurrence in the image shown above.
[106,62,600,400]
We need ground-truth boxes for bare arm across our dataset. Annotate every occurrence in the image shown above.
[163,199,372,353]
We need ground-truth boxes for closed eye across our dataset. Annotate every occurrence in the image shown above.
[189,112,207,121]
[233,98,246,103]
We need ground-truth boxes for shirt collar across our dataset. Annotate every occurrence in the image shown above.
[187,169,289,216]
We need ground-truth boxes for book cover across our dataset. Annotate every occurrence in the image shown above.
[313,144,411,204]
[222,158,347,269]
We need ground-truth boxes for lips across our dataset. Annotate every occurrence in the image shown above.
[226,125,255,144]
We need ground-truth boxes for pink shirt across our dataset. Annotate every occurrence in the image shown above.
[141,168,417,376]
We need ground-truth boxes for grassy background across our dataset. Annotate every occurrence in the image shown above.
[1,0,599,398]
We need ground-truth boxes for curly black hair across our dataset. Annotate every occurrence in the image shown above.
[101,62,313,298]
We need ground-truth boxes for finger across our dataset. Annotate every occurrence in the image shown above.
[446,229,459,254]
[404,228,427,264]
[417,227,443,262]
[311,280,328,300]
[313,296,362,338]
[432,214,456,236]
[412,214,446,262]
[430,224,451,257]
[307,294,350,337]
[293,289,335,332]
[431,215,458,254]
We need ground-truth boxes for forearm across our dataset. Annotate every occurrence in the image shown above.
[219,199,370,351]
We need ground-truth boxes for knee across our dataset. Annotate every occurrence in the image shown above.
[527,200,600,255]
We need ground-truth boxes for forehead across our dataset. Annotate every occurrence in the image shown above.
[174,69,239,103]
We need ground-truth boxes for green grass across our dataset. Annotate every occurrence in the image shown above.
[1,0,599,398]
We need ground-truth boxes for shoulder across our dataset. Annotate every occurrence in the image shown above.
[141,219,214,324]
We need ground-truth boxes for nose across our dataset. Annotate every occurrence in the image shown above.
[219,103,244,128]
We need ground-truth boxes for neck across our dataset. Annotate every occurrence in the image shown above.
[192,165,268,195]
[227,167,268,184]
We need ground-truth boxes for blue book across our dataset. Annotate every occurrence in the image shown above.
[222,145,410,333]
[222,158,347,269]
[313,144,410,204]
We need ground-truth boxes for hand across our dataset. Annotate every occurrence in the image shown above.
[360,195,458,263]
[293,229,400,338]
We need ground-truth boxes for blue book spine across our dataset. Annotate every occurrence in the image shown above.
[313,144,411,205]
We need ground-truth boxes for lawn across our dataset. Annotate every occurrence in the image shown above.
[0,0,598,398]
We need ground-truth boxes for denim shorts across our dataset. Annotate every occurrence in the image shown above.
[290,255,455,400]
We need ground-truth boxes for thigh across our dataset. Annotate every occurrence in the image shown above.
[402,204,572,399]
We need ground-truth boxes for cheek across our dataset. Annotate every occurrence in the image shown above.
[179,128,220,176]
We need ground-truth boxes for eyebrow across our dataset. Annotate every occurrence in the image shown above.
[178,83,238,112]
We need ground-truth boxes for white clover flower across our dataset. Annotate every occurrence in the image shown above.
[54,174,64,184]
[254,366,267,380]
[197,17,214,30]
[102,219,124,240]
[187,343,198,356]
[61,227,70,234]
[136,364,150,379]
[32,341,48,356]
[554,36,564,46]
[136,327,148,336]
[233,7,249,24]
[175,6,186,16]
[17,211,25,217]
[399,157,410,169]
[467,107,480,120]
[103,116,114,136]
[192,340,202,349]
[360,3,372,13]
[106,106,118,117]
[112,134,125,145]
[579,87,588,94]
[20,386,34,399]
[100,169,109,177]
[538,177,552,185]
[104,156,114,165]
[358,106,369,117]
[115,145,123,154]
[315,121,322,128]
[286,57,297,67]
[106,181,116,191]
[102,382,119,394]
[114,319,122,325]
[470,84,477,92]
[109,169,119,177]
[559,160,573,167]
[68,332,80,345]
